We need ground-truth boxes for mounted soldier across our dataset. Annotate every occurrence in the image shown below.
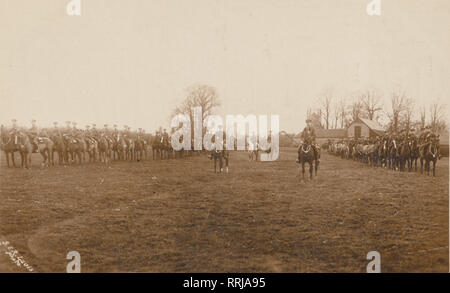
[28,119,40,152]
[91,123,99,138]
[52,122,61,137]
[300,118,318,159]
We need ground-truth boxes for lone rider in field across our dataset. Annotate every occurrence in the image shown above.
[300,118,318,159]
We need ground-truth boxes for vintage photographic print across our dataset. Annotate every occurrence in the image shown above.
[0,0,448,277]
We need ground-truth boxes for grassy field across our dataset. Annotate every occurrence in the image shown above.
[0,148,448,272]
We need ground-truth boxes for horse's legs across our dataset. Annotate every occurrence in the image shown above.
[432,160,436,177]
[11,152,16,167]
[301,162,305,180]
[40,150,47,167]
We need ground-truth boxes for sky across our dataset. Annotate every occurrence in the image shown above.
[0,0,449,133]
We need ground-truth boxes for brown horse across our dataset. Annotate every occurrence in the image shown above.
[420,138,440,176]
[388,139,399,170]
[410,138,420,172]
[398,140,412,172]
[297,143,319,181]
[151,135,162,160]
[0,132,20,167]
[125,137,135,161]
[85,137,98,163]
[33,137,54,167]
[113,134,127,160]
[134,137,146,162]
[52,134,68,165]
[64,135,85,165]
[97,135,112,164]
[16,134,33,168]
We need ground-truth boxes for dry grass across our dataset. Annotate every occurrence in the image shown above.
[0,148,448,272]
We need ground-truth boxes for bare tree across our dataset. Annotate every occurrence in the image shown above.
[361,90,383,121]
[401,98,414,133]
[387,89,407,133]
[419,106,426,129]
[429,101,446,132]
[320,92,332,130]
[306,107,324,129]
[349,100,364,122]
[337,98,347,128]
[173,84,221,137]
[332,105,339,129]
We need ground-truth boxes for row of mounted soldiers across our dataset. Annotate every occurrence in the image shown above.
[1,119,175,164]
[331,126,440,148]
[328,126,442,176]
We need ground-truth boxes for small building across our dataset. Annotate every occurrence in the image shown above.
[347,118,385,139]
[439,131,449,157]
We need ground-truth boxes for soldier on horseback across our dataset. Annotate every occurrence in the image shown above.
[28,119,40,152]
[52,122,61,137]
[300,118,318,159]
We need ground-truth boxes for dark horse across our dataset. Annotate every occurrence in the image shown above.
[419,138,440,176]
[297,142,320,181]
[210,149,229,173]
[17,134,33,168]
[0,131,20,167]
[398,140,412,172]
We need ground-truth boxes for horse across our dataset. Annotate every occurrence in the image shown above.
[124,137,135,161]
[210,150,229,173]
[17,134,33,168]
[388,139,399,170]
[97,134,112,164]
[0,132,20,167]
[160,136,172,159]
[64,135,85,165]
[33,136,55,167]
[134,137,145,162]
[377,140,388,168]
[410,138,420,172]
[297,142,319,181]
[151,136,162,160]
[398,140,412,172]
[362,143,377,166]
[419,138,440,176]
[52,134,68,165]
[85,137,98,163]
[248,141,259,161]
[113,134,127,161]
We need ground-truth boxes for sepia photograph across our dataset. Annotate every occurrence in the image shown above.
[0,0,448,279]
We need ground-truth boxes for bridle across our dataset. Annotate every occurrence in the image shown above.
[302,144,311,154]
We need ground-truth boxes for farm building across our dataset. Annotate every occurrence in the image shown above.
[347,118,385,139]
[439,131,449,157]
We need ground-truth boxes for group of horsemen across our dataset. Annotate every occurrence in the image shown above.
[1,119,173,159]
[297,117,442,175]
[327,125,441,170]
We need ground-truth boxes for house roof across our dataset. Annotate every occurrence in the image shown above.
[351,118,385,132]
